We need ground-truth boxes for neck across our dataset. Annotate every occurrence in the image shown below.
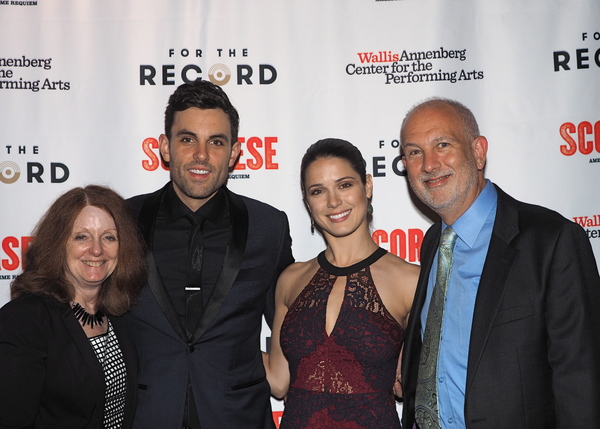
[323,227,379,267]
[173,182,218,212]
[72,289,100,314]
[441,176,487,225]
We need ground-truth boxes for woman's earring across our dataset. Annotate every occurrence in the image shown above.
[310,217,315,234]
[367,198,373,215]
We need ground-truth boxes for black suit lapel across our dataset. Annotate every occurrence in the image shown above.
[413,223,441,326]
[466,185,520,393]
[137,182,170,246]
[404,225,439,368]
[401,222,440,429]
[136,184,249,344]
[137,183,188,342]
[146,252,189,341]
[189,189,248,344]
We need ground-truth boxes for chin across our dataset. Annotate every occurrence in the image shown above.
[326,226,359,238]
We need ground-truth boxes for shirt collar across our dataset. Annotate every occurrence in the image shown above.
[163,183,226,225]
[443,179,497,248]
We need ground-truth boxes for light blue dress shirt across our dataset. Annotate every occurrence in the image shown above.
[420,180,498,428]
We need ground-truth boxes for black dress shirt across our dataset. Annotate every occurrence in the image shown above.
[153,185,230,327]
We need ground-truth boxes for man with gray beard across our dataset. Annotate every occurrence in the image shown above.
[398,98,600,429]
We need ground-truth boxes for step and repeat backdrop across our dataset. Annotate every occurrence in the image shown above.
[1,0,599,423]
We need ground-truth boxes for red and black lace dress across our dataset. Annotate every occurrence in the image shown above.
[280,247,403,429]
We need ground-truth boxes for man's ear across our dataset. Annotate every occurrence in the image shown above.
[229,140,242,168]
[473,136,488,170]
[159,134,171,163]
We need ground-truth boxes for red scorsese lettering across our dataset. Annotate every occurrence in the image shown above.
[372,228,424,263]
[559,120,600,156]
[234,137,278,170]
[142,138,168,171]
[141,136,279,171]
[1,236,34,271]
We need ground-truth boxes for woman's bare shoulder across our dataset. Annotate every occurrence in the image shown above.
[377,252,420,284]
[371,251,420,326]
[276,258,320,304]
[279,258,320,283]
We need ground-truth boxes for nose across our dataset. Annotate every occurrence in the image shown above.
[327,191,342,208]
[193,142,209,162]
[89,238,103,256]
[422,150,441,173]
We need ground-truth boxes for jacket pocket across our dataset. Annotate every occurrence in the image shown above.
[231,376,266,391]
[493,302,534,326]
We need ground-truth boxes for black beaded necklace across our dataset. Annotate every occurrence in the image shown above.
[72,302,104,328]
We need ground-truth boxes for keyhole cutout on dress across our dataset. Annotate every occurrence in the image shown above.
[325,275,346,336]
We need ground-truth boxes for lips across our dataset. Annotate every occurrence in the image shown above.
[189,168,210,175]
[423,173,451,188]
[83,260,106,267]
[328,209,351,221]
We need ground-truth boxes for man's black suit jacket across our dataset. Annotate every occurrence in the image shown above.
[401,184,600,428]
[127,183,294,428]
[0,294,138,429]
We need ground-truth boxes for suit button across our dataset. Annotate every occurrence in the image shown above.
[188,345,195,353]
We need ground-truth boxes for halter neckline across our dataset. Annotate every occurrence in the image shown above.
[317,247,387,276]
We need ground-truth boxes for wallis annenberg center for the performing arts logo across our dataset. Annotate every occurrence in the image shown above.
[345,47,485,85]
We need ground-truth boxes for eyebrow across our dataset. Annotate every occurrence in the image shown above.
[432,135,459,143]
[71,227,118,234]
[306,175,357,191]
[403,135,459,147]
[175,129,230,143]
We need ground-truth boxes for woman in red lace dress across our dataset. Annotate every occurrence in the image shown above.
[263,138,419,428]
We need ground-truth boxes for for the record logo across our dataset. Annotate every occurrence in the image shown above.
[140,48,277,86]
[553,32,600,72]
[0,160,69,184]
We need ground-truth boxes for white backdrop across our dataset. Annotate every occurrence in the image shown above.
[1,0,599,424]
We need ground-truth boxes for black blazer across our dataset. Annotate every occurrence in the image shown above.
[127,183,294,429]
[0,293,138,429]
[402,185,600,428]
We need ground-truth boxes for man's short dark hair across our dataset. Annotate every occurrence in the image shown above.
[164,80,240,144]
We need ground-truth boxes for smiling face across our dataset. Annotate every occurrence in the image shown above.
[304,156,373,239]
[64,205,119,292]
[160,107,241,212]
[401,103,487,225]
